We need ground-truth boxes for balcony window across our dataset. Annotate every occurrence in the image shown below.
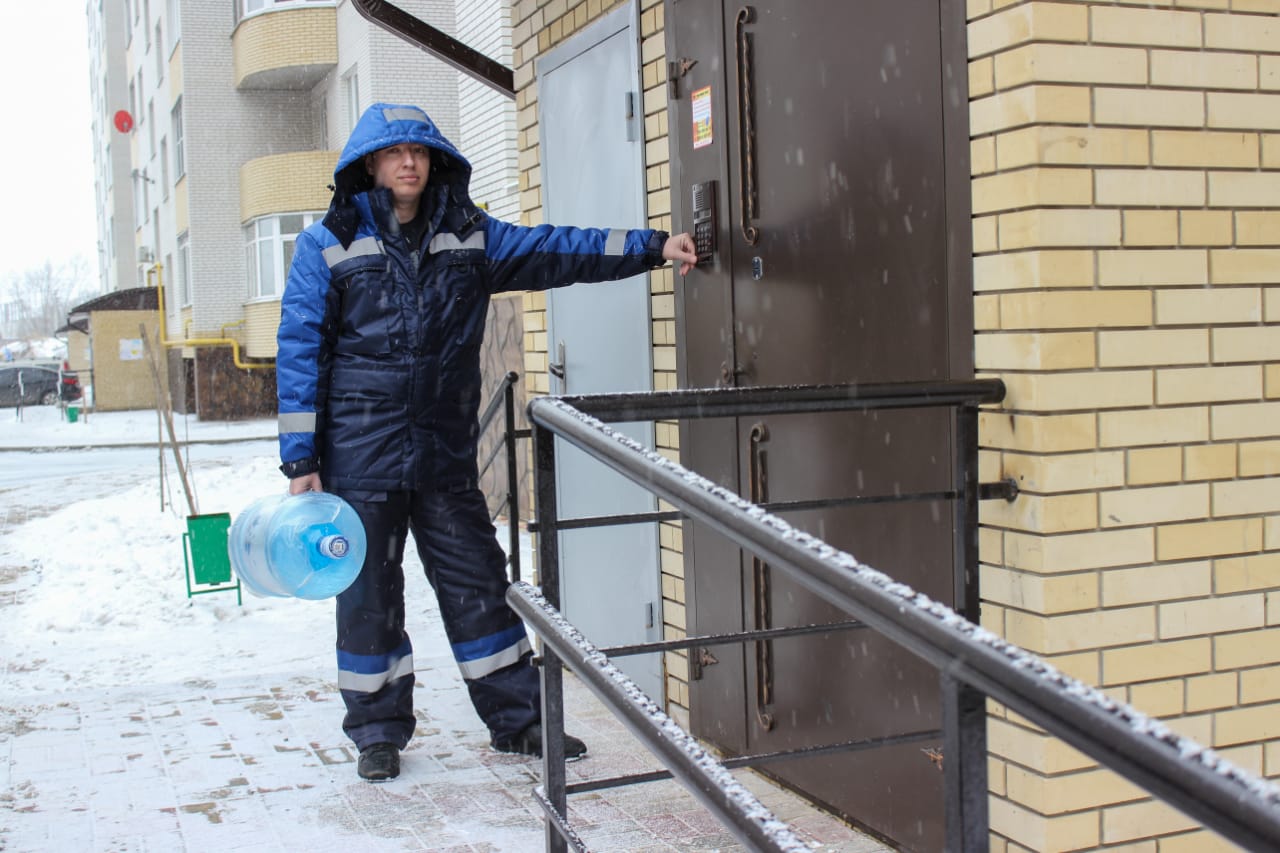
[171,98,184,178]
[235,0,334,25]
[244,212,320,300]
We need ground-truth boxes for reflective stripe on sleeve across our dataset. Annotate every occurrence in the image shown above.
[604,228,628,256]
[322,236,384,270]
[427,231,486,254]
[278,412,316,434]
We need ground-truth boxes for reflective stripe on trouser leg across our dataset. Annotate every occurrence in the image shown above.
[410,488,541,745]
[334,491,417,751]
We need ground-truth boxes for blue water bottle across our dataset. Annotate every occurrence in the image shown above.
[228,492,367,600]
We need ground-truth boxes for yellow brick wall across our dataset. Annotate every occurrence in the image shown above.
[243,300,280,360]
[89,310,167,413]
[240,150,337,223]
[231,6,337,89]
[971,1,1280,849]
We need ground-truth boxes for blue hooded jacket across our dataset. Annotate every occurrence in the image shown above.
[276,103,668,491]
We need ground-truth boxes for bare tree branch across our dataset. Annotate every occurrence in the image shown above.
[1,256,99,341]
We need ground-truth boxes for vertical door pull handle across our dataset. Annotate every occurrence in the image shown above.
[735,7,760,246]
[749,421,775,730]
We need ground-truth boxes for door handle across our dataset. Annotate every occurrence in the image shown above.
[748,421,775,730]
[735,6,760,246]
[549,341,566,391]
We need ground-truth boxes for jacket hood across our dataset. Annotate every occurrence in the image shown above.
[333,103,472,198]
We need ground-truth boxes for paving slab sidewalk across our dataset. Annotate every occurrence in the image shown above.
[2,657,889,853]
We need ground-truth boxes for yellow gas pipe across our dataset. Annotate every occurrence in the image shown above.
[147,263,274,370]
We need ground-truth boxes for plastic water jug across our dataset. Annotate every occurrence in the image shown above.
[228,492,366,600]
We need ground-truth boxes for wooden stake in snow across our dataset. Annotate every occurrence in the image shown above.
[139,323,196,516]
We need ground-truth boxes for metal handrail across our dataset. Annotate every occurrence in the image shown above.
[515,382,1280,852]
[512,581,812,853]
[476,370,524,582]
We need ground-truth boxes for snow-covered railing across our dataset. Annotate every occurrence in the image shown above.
[513,382,1280,853]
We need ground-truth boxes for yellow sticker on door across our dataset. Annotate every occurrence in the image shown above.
[692,86,713,149]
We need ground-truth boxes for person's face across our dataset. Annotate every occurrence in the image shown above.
[366,143,431,206]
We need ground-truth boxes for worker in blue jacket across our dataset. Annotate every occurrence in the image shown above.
[276,102,697,781]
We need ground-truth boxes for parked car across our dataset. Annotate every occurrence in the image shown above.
[0,363,83,407]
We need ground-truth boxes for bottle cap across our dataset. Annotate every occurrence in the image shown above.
[319,534,350,559]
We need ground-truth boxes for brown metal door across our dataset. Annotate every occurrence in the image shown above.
[669,1,973,849]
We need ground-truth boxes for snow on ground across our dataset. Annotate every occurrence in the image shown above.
[0,407,892,853]
[0,404,499,695]
[0,401,274,449]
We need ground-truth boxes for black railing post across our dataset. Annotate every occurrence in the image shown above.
[942,673,989,851]
[947,402,990,849]
[954,404,981,623]
[505,373,521,582]
[524,391,1280,850]
[532,420,569,852]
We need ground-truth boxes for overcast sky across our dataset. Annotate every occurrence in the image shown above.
[0,1,99,286]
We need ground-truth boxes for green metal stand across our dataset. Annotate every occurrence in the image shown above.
[182,512,241,604]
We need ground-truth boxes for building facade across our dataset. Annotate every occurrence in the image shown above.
[512,0,1280,849]
[87,0,137,297]
[86,0,515,419]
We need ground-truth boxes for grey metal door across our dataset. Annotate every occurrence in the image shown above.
[538,5,664,701]
[668,1,973,849]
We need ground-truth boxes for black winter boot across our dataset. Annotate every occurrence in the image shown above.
[357,742,400,781]
[494,723,587,760]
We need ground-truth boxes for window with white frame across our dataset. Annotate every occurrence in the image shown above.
[134,173,144,229]
[171,98,184,178]
[236,0,333,24]
[244,212,320,299]
[159,138,169,199]
[344,68,360,135]
[167,0,180,49]
[155,24,163,78]
[177,232,191,306]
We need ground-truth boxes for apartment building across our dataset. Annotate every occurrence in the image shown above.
[86,0,137,296]
[85,0,517,418]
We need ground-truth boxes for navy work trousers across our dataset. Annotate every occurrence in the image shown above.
[331,487,540,751]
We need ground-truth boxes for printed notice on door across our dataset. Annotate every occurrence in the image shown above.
[692,86,713,149]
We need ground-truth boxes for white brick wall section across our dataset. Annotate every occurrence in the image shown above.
[458,0,518,222]
[369,1,460,142]
[335,1,371,138]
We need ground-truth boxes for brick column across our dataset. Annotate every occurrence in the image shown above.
[970,2,1280,849]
